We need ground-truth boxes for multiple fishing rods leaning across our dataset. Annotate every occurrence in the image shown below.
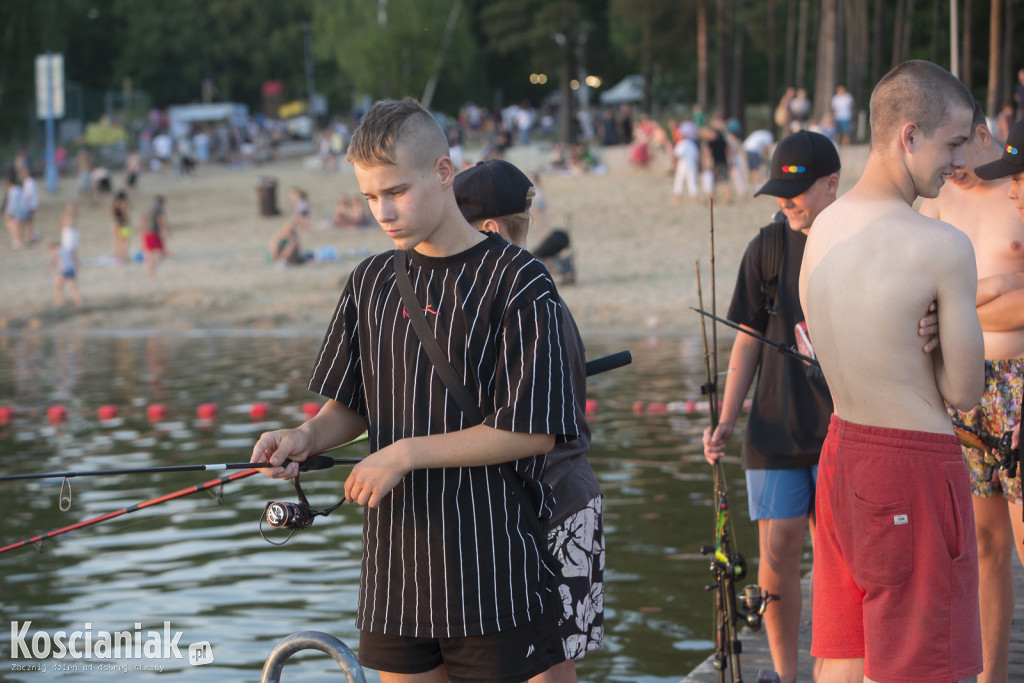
[696,199,776,683]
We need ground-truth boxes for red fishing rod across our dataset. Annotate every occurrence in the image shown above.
[0,436,368,554]
[0,467,261,554]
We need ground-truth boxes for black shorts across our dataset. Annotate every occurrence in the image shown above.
[358,609,565,683]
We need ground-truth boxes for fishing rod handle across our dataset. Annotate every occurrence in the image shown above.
[299,454,342,472]
[585,350,632,377]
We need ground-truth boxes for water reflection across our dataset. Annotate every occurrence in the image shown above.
[0,333,753,682]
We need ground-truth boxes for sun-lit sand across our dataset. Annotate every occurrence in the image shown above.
[0,142,869,338]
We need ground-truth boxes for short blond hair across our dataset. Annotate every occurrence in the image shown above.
[346,97,449,171]
[470,187,535,245]
[870,60,973,144]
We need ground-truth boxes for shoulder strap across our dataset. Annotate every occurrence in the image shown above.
[393,250,483,424]
[759,218,787,316]
[391,251,560,571]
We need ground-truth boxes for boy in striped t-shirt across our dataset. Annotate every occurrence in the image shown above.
[251,97,578,683]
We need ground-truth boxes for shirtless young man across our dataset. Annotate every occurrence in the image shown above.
[919,106,1024,683]
[799,60,985,682]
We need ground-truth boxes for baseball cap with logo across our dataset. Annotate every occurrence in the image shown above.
[754,130,841,199]
[453,159,534,222]
[975,119,1024,180]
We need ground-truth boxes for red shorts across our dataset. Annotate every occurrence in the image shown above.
[812,415,981,683]
[143,232,163,251]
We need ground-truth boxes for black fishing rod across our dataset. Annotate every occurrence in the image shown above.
[0,454,363,482]
[690,307,819,367]
[695,199,775,683]
[690,307,1020,479]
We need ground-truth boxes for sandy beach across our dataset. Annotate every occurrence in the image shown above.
[0,142,870,338]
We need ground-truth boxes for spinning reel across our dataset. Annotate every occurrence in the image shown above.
[260,473,344,545]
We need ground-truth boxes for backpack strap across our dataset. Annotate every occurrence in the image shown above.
[759,216,787,316]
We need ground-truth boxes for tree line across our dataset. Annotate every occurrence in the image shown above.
[1,0,1021,147]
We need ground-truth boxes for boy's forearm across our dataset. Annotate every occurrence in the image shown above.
[299,399,368,453]
[395,424,555,471]
[976,287,1024,331]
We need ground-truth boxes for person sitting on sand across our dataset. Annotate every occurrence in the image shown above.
[268,220,308,265]
[331,194,374,228]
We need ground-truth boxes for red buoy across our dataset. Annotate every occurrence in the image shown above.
[197,403,218,420]
[47,405,67,425]
[0,406,12,425]
[146,404,168,422]
[302,402,321,419]
[98,405,119,421]
[584,398,598,416]
[250,402,270,420]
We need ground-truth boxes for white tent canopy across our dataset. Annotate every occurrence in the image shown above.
[599,75,644,105]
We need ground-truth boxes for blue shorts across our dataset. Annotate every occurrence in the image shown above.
[746,466,818,520]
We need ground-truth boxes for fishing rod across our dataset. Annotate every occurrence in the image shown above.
[0,454,363,482]
[695,199,774,683]
[690,308,1020,478]
[690,307,819,367]
[0,467,261,554]
[0,436,369,555]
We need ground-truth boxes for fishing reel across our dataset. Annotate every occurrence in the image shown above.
[259,473,344,545]
[700,545,747,581]
[995,432,1019,478]
[738,584,777,631]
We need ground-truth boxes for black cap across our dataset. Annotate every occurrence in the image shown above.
[755,130,841,199]
[975,119,1024,180]
[453,160,533,222]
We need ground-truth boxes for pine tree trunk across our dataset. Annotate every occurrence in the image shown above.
[814,0,838,121]
[962,0,973,90]
[871,0,885,83]
[716,0,734,116]
[987,0,1002,115]
[796,0,809,88]
[785,0,798,88]
[697,0,709,112]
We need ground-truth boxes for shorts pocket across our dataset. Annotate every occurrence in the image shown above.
[851,492,914,586]
[943,462,968,561]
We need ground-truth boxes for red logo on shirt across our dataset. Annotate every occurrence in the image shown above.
[402,304,440,318]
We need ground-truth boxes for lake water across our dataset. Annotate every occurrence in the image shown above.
[0,332,762,682]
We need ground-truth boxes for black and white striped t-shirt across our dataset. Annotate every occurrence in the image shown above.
[309,232,579,638]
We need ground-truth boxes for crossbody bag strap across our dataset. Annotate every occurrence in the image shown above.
[392,250,483,424]
[391,250,560,573]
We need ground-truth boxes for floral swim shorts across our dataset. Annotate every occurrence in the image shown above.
[948,358,1023,503]
[548,495,604,660]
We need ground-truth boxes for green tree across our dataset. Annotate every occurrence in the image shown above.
[114,0,312,110]
[314,0,481,115]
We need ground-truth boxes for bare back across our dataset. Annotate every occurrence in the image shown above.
[800,188,984,433]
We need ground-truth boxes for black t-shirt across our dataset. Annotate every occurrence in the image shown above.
[727,223,833,469]
[309,232,579,638]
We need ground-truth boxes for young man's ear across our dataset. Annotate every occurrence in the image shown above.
[480,218,502,235]
[899,122,918,153]
[436,155,456,187]
[974,124,992,149]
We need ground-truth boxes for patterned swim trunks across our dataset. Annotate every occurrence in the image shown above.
[948,358,1023,503]
[548,495,604,660]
